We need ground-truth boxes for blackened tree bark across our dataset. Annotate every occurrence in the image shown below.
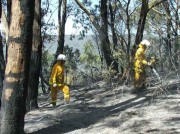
[0,32,5,108]
[109,0,123,74]
[5,0,12,61]
[55,0,67,58]
[163,1,172,58]
[7,0,11,26]
[100,0,118,72]
[135,0,149,46]
[163,0,179,68]
[133,0,166,54]
[135,0,167,45]
[173,0,179,68]
[0,0,5,107]
[0,0,1,20]
[26,0,41,112]
[0,0,35,133]
[75,0,119,73]
[108,0,118,50]
[162,1,176,70]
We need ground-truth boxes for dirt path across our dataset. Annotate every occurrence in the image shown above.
[25,80,180,134]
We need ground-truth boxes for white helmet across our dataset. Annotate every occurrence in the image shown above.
[57,54,66,61]
[141,39,151,47]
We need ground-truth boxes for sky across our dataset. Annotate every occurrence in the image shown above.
[46,0,98,35]
[0,0,98,35]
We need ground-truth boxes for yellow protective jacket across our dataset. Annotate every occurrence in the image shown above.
[49,62,64,86]
[134,43,148,73]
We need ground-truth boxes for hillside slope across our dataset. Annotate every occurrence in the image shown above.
[25,78,180,134]
[45,35,95,54]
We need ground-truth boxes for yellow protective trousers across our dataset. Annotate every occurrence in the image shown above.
[134,70,146,90]
[50,84,70,104]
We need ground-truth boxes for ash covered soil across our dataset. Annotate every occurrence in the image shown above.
[24,78,180,134]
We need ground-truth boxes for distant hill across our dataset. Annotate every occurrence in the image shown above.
[44,35,95,54]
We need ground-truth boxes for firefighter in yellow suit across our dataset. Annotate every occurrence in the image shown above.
[133,39,155,93]
[49,54,70,106]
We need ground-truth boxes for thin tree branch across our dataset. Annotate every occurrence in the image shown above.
[148,0,167,12]
[74,0,100,31]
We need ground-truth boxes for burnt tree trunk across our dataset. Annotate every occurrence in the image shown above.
[0,32,5,108]
[109,1,123,74]
[174,0,179,68]
[5,0,12,61]
[135,0,149,46]
[55,0,67,58]
[99,0,119,73]
[108,1,118,50]
[26,0,41,112]
[75,0,119,73]
[0,0,5,107]
[0,0,35,133]
[163,1,173,69]
[134,0,166,48]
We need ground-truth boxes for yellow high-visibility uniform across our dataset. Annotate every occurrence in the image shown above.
[49,62,70,104]
[133,43,148,90]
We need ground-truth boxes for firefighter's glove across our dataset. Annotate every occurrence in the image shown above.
[53,83,57,87]
[147,62,151,66]
[150,57,156,64]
